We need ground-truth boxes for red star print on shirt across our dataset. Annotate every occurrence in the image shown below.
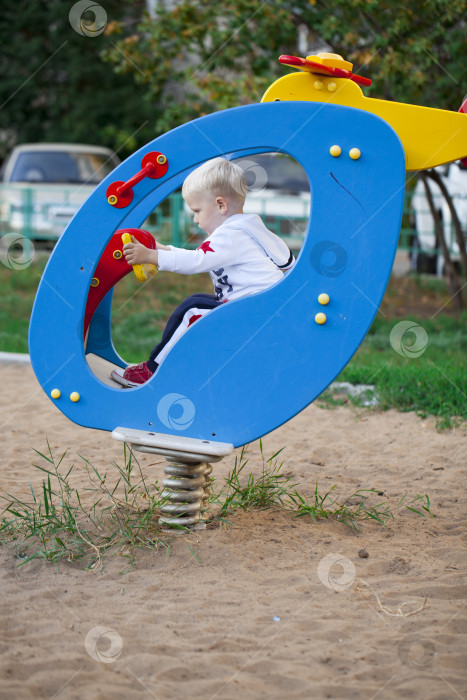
[198,241,215,254]
[188,314,202,327]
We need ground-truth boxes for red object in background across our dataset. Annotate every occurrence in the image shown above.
[459,96,467,167]
[84,228,156,338]
[106,152,169,209]
[279,55,372,87]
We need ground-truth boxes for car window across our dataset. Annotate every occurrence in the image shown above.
[10,150,118,184]
[235,153,310,193]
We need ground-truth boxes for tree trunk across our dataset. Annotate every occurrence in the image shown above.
[420,173,464,313]
[426,168,467,278]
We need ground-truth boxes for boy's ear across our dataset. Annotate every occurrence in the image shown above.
[216,196,228,212]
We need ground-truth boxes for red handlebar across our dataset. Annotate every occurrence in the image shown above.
[116,163,156,198]
[106,151,169,208]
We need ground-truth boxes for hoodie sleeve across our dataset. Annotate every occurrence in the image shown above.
[157,230,237,275]
[265,231,295,270]
[276,247,295,271]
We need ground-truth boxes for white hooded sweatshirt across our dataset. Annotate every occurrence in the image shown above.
[157,213,295,301]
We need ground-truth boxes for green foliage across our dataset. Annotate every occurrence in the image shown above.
[307,0,466,108]
[103,0,467,138]
[1,1,465,160]
[0,0,155,160]
[103,0,297,135]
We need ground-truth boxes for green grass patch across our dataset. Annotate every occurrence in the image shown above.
[0,258,211,358]
[0,257,47,353]
[211,442,432,531]
[321,314,467,428]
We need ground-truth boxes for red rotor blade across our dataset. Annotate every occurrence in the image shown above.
[279,55,371,87]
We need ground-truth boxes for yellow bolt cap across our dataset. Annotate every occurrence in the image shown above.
[51,389,61,399]
[315,312,327,325]
[70,392,80,402]
[327,82,337,92]
[318,293,330,305]
[156,154,167,164]
[314,80,323,90]
[108,195,118,205]
[349,148,361,160]
[329,145,341,157]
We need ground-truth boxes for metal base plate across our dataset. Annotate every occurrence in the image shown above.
[112,427,234,463]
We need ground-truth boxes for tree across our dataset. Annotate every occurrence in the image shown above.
[420,172,464,311]
[104,0,466,299]
[426,168,467,277]
[0,0,156,160]
[103,0,467,135]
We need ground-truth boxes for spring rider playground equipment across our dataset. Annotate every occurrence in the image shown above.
[29,54,467,525]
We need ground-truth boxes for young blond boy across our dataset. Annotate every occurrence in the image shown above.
[116,157,294,386]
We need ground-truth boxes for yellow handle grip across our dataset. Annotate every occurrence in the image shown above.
[121,232,157,282]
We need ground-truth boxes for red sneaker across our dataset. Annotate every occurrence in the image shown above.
[123,361,154,385]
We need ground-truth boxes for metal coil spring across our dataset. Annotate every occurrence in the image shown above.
[159,460,212,527]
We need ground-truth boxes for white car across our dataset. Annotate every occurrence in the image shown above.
[0,143,120,242]
[410,160,467,274]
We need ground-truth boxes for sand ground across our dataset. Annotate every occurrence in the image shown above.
[0,362,466,700]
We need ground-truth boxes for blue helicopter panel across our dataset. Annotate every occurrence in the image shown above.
[29,101,405,447]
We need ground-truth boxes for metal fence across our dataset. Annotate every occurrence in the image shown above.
[0,184,464,266]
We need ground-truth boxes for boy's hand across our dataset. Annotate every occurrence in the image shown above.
[123,236,158,266]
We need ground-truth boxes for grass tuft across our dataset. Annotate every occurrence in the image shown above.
[0,440,170,572]
[212,445,433,532]
[211,441,295,516]
[287,483,432,531]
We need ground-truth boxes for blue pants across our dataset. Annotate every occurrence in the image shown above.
[147,293,222,371]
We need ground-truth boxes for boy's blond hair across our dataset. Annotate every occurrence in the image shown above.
[182,157,247,209]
